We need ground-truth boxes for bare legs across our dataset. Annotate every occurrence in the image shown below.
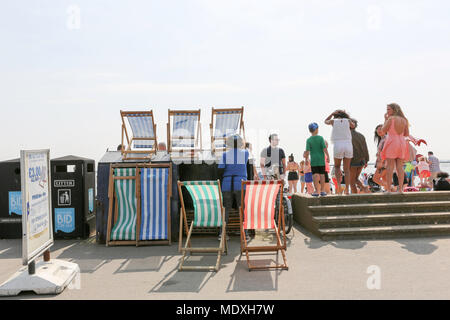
[288,180,298,194]
[350,166,364,194]
[313,174,325,194]
[385,158,405,193]
[334,157,352,194]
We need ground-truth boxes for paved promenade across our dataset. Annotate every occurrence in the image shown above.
[1,225,450,300]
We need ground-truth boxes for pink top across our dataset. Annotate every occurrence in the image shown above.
[381,118,409,161]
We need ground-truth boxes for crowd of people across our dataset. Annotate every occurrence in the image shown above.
[253,103,450,196]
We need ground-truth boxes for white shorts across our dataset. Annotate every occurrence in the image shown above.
[333,141,353,159]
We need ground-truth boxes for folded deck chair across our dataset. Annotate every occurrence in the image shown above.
[137,166,171,246]
[210,107,245,154]
[177,180,228,272]
[167,109,202,156]
[121,110,158,161]
[107,167,138,246]
[239,180,288,271]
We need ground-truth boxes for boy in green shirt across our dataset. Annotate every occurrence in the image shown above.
[304,123,330,197]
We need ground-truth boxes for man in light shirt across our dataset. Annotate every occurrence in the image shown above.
[428,151,441,183]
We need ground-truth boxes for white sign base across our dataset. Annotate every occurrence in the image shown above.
[0,260,80,296]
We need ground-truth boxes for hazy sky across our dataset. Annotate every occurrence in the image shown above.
[2,0,450,164]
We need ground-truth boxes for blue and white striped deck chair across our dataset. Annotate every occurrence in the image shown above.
[210,107,245,154]
[167,109,202,155]
[121,110,158,160]
[177,180,228,272]
[138,166,171,245]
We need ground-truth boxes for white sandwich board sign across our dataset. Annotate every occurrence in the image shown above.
[21,149,54,265]
[0,149,79,296]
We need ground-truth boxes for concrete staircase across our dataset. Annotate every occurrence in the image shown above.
[292,191,450,240]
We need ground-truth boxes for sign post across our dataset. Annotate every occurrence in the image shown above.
[0,150,79,296]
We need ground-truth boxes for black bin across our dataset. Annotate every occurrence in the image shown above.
[51,155,96,239]
[0,159,22,239]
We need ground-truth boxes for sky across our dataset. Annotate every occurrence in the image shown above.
[1,0,450,164]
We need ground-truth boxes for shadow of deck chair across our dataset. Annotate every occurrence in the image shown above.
[239,180,288,271]
[177,180,228,272]
[210,107,245,154]
[167,109,202,157]
[107,167,138,246]
[121,110,158,161]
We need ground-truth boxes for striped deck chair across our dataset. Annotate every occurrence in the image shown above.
[121,110,158,161]
[167,109,202,156]
[138,166,171,245]
[239,180,288,271]
[210,107,245,154]
[177,180,228,272]
[107,167,138,246]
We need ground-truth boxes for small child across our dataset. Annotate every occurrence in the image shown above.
[303,159,314,194]
[304,122,330,197]
[417,157,431,185]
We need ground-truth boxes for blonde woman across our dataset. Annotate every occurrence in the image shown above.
[381,103,410,193]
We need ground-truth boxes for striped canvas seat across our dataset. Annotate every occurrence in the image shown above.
[127,114,156,148]
[168,110,202,153]
[184,181,222,227]
[140,167,170,240]
[210,107,245,153]
[177,180,227,272]
[239,180,288,271]
[120,110,158,161]
[213,112,242,139]
[110,168,137,241]
[243,181,281,230]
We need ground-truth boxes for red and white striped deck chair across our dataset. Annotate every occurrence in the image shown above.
[239,180,288,271]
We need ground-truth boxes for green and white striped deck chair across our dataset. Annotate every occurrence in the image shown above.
[177,180,228,272]
[107,167,138,246]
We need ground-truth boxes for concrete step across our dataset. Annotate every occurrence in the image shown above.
[313,211,450,228]
[301,191,450,206]
[308,201,450,216]
[318,224,450,240]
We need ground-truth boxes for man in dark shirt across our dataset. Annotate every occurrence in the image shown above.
[260,134,287,179]
[350,120,370,193]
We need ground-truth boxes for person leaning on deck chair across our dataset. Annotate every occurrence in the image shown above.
[218,134,250,241]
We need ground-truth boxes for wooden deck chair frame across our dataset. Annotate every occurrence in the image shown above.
[210,107,245,154]
[239,180,288,271]
[177,180,228,272]
[121,110,158,161]
[106,163,172,247]
[167,109,203,157]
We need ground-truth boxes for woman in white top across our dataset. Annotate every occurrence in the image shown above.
[325,110,355,195]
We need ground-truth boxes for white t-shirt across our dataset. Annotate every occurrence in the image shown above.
[331,119,352,143]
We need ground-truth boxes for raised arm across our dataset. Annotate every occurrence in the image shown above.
[381,117,392,135]
[324,111,335,125]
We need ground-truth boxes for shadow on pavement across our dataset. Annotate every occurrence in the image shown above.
[395,238,440,255]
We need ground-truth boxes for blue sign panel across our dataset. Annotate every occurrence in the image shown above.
[88,188,94,212]
[9,191,22,216]
[55,208,75,233]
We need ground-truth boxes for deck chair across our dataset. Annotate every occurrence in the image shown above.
[107,167,138,246]
[121,110,158,161]
[210,107,245,153]
[137,165,172,246]
[239,180,288,271]
[177,180,228,272]
[167,109,202,156]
